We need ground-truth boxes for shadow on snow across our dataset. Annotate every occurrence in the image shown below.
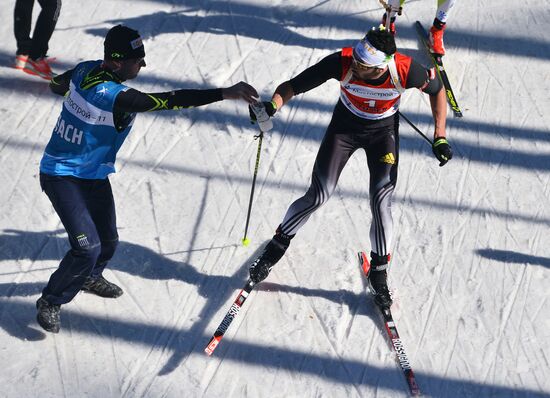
[0,229,547,396]
[0,69,548,175]
[0,228,372,373]
[476,249,550,269]
[82,1,550,60]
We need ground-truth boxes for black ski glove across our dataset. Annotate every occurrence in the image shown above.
[432,137,453,167]
[249,100,277,123]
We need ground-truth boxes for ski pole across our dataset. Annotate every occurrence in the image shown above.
[379,0,402,28]
[398,111,433,145]
[242,100,273,246]
[242,132,263,246]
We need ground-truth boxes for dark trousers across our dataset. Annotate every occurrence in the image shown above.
[40,173,118,305]
[279,114,399,256]
[14,0,62,59]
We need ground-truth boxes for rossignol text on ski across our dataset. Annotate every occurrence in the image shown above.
[205,280,255,355]
[358,251,421,396]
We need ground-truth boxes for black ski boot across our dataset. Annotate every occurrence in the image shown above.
[36,297,61,333]
[249,229,293,284]
[82,275,123,298]
[368,252,392,309]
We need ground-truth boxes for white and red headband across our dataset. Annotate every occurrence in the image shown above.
[353,37,393,68]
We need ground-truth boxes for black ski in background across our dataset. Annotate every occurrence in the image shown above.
[415,20,463,118]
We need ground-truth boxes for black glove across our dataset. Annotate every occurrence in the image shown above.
[249,101,277,123]
[432,137,453,166]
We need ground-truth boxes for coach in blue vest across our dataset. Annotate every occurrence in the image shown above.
[37,25,258,333]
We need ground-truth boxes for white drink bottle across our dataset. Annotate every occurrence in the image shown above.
[250,100,273,132]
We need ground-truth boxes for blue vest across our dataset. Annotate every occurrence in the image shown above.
[40,60,135,179]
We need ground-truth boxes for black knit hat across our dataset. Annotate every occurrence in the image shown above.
[104,25,145,60]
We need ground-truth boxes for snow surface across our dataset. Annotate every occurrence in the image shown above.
[1,0,549,397]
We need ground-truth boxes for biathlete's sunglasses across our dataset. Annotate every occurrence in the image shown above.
[351,56,385,70]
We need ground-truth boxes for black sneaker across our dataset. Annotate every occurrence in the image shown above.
[249,234,291,283]
[82,275,123,298]
[36,297,61,333]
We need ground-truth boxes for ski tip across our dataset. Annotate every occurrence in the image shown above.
[205,336,222,356]
[242,237,251,247]
[357,251,371,275]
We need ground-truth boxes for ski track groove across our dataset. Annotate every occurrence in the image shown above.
[133,317,187,397]
[13,93,42,133]
[107,315,124,397]
[443,317,462,378]
[466,166,502,282]
[147,180,163,254]
[150,246,239,385]
[477,64,493,117]
[483,262,528,384]
[117,115,157,172]
[1,217,64,304]
[200,350,228,396]
[197,121,244,223]
[122,280,150,316]
[220,2,256,85]
[285,265,364,398]
[452,144,473,209]
[140,355,165,398]
[416,247,445,351]
[52,335,69,398]
[512,269,533,388]
[150,130,186,172]
[5,114,47,207]
[338,194,369,342]
[121,346,159,398]
[5,227,51,293]
[516,64,546,120]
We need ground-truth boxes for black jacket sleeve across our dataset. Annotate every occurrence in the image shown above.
[405,59,442,95]
[50,64,224,112]
[49,69,74,96]
[114,88,224,113]
[288,52,342,95]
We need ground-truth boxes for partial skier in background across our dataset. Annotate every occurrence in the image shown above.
[13,0,62,79]
[247,26,452,309]
[381,0,456,55]
[36,25,259,333]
